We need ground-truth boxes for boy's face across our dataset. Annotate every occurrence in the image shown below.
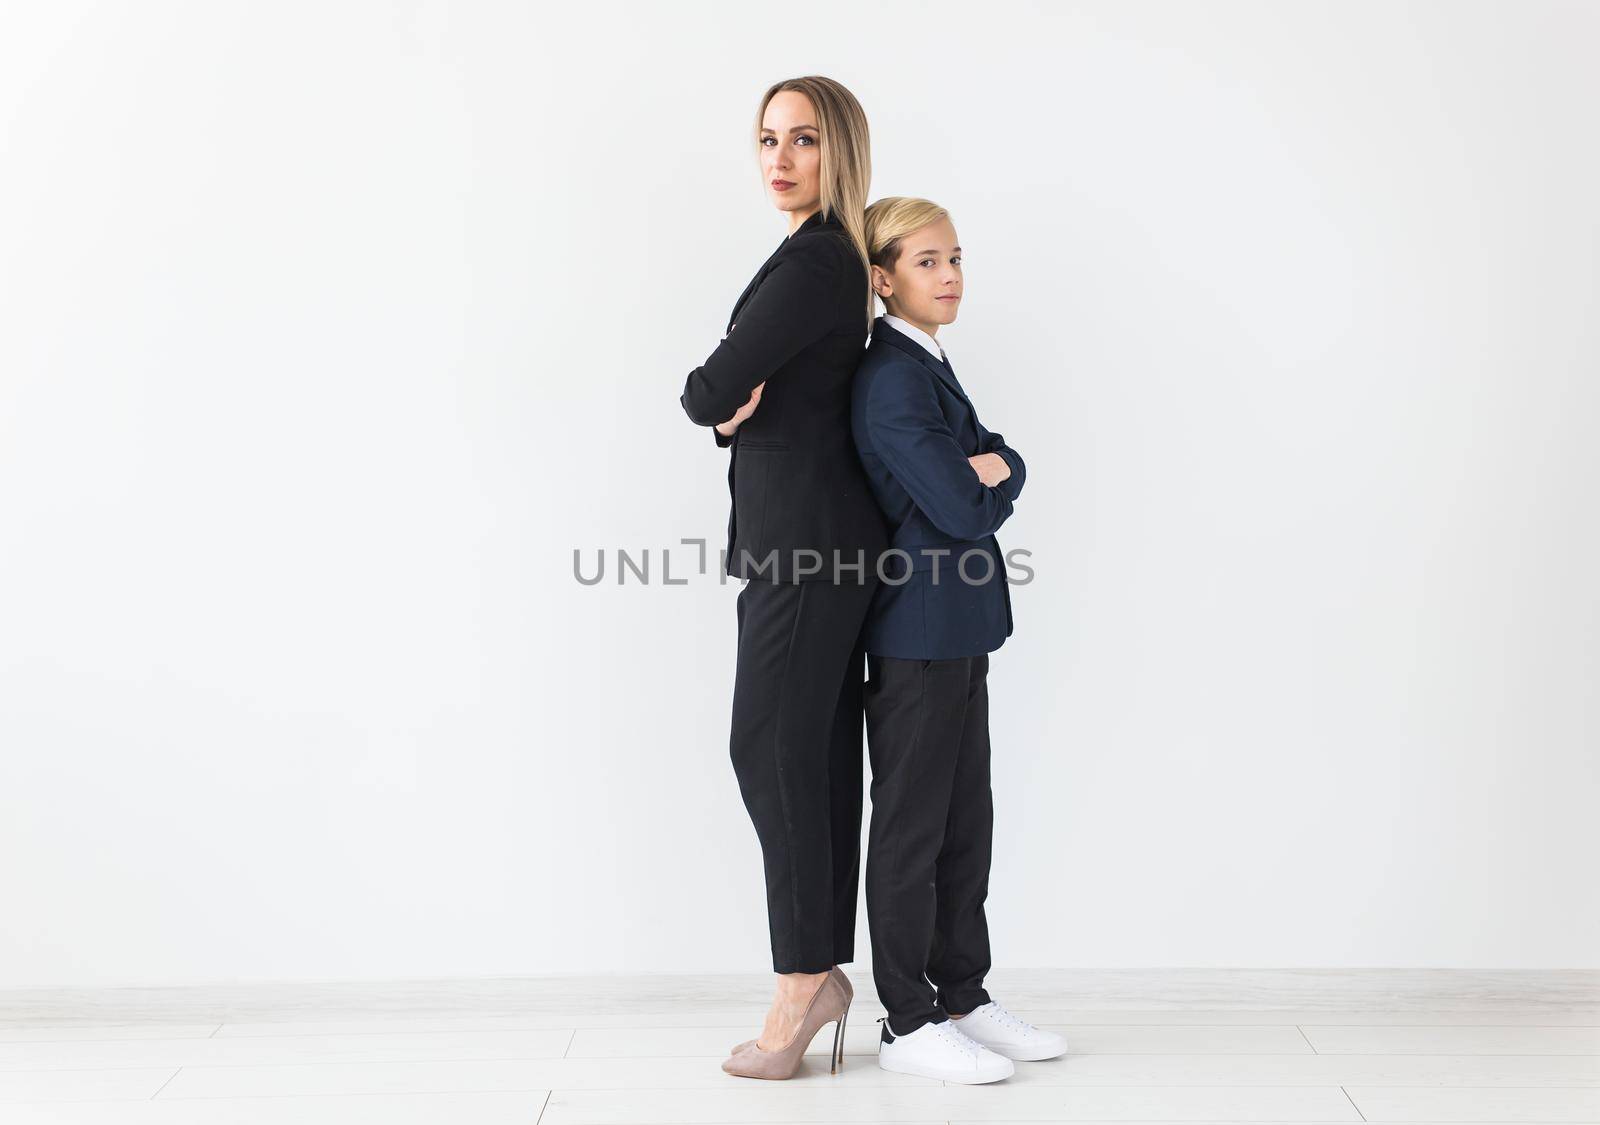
[872,217,962,333]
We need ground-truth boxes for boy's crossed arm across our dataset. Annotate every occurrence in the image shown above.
[865,368,1018,542]
[974,428,1025,502]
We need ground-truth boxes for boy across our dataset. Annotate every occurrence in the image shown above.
[850,196,1067,1084]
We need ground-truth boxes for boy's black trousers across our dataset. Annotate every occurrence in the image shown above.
[864,651,996,1035]
[729,575,877,974]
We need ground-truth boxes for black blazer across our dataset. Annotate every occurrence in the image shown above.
[681,209,889,582]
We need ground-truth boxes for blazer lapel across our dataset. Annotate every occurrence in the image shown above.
[727,244,782,333]
[937,353,975,410]
[873,318,971,405]
[937,352,1000,442]
[727,209,833,333]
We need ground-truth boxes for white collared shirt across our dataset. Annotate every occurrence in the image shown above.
[882,314,947,362]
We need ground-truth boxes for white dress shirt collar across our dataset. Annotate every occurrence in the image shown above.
[882,314,947,362]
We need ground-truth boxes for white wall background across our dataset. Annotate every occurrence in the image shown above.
[1,0,1595,989]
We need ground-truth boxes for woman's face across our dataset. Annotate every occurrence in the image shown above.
[759,90,822,216]
[873,218,963,330]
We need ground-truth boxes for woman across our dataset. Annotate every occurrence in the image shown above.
[678,76,889,1080]
[849,197,1068,1083]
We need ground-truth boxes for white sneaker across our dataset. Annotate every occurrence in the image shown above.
[948,999,1069,1061]
[877,1016,1015,1083]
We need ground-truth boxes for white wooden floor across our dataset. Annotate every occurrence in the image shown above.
[0,969,1596,1123]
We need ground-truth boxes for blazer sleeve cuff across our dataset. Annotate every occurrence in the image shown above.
[995,447,1024,501]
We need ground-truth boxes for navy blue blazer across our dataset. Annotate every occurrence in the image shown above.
[850,316,1026,659]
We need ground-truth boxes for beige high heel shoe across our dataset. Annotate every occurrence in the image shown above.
[730,966,853,1057]
[721,967,852,1079]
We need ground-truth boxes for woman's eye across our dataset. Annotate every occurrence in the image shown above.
[795,135,814,145]
[951,256,962,265]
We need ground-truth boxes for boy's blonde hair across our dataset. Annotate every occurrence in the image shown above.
[864,196,951,281]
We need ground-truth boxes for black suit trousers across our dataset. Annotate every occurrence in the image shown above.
[730,575,878,974]
[864,652,996,1035]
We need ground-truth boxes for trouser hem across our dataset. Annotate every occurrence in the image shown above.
[887,1009,949,1037]
[772,956,839,975]
[939,986,993,1016]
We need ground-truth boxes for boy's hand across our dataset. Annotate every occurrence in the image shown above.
[715,381,765,437]
[968,452,1012,487]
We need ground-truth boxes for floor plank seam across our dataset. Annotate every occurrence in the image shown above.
[146,1065,181,1100]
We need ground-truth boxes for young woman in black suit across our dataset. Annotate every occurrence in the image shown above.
[679,75,889,1080]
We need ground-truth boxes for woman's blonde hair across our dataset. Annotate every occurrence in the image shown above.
[753,76,874,329]
[864,197,951,303]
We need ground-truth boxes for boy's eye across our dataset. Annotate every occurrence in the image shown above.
[951,256,961,265]
[918,258,935,267]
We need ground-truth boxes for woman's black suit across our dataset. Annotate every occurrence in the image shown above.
[681,208,890,973]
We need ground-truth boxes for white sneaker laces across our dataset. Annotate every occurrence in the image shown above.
[983,1000,1036,1036]
[934,1019,982,1056]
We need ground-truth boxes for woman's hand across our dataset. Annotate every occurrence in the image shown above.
[968,452,1012,487]
[715,381,765,438]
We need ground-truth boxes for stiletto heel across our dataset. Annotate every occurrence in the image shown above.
[721,970,851,1080]
[729,966,855,1060]
[830,1003,849,1072]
